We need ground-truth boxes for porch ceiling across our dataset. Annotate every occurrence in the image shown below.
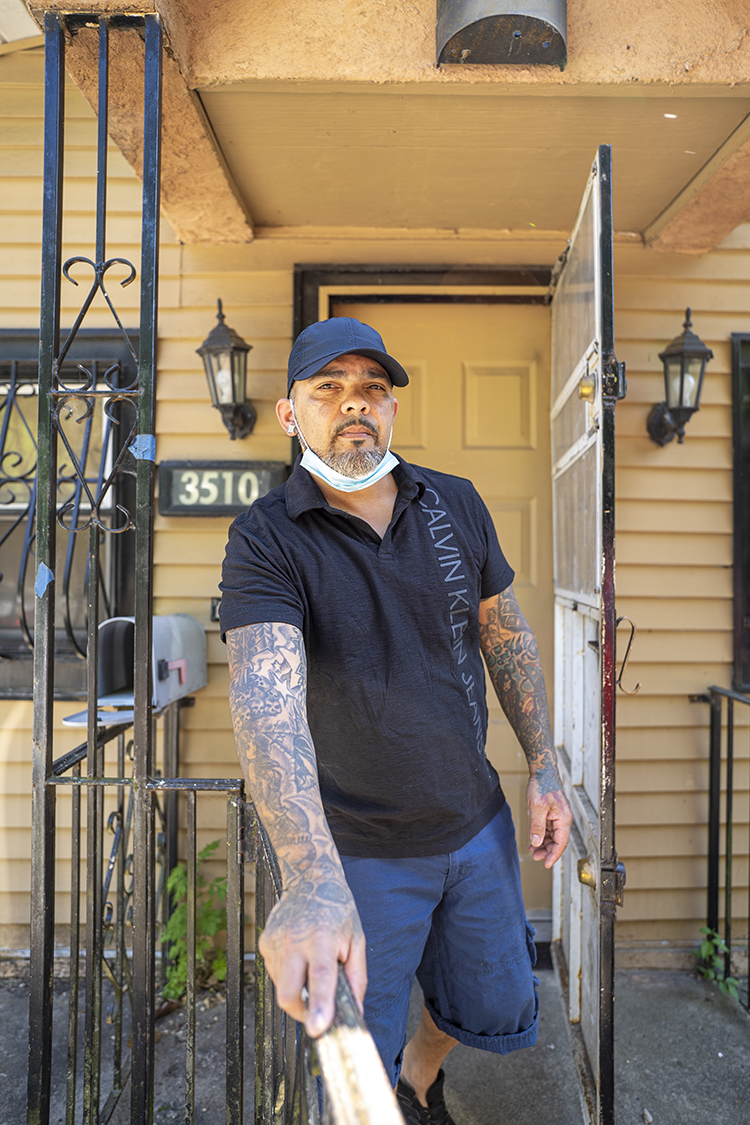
[199,84,750,237]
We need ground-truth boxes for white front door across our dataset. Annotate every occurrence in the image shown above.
[550,145,627,1125]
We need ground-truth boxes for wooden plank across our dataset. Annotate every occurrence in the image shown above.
[614,661,733,694]
[615,630,731,664]
[612,341,733,379]
[616,403,732,439]
[154,531,231,565]
[0,145,134,179]
[0,85,92,118]
[614,242,750,280]
[617,468,733,502]
[615,308,750,344]
[617,532,732,568]
[157,370,286,405]
[0,119,97,147]
[179,273,291,307]
[616,760,711,792]
[156,433,289,463]
[616,792,709,825]
[153,566,223,598]
[615,596,732,631]
[616,501,732,535]
[617,436,732,471]
[616,567,733,599]
[0,175,142,212]
[615,726,747,761]
[617,824,746,857]
[615,889,712,921]
[616,694,724,728]
[616,277,750,312]
[155,398,280,435]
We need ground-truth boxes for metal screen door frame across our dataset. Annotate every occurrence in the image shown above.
[550,144,626,1125]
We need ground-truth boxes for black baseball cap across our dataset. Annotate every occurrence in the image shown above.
[286,317,410,396]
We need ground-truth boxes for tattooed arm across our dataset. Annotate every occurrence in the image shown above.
[479,586,572,868]
[226,622,366,1037]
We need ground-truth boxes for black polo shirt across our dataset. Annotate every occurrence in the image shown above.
[220,455,514,858]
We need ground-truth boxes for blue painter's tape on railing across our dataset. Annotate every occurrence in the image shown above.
[35,562,55,598]
[129,434,156,461]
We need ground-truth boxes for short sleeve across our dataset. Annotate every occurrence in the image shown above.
[474,490,515,599]
[219,515,305,642]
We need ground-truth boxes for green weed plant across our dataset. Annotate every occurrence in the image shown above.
[162,839,228,1001]
[695,926,740,1001]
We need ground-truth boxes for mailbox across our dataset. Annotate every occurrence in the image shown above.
[63,614,207,728]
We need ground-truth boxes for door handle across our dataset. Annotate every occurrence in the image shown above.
[577,857,596,890]
[615,615,641,695]
[578,372,596,402]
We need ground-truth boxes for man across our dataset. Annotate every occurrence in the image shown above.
[220,317,572,1125]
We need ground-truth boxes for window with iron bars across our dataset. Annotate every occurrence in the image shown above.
[0,328,137,699]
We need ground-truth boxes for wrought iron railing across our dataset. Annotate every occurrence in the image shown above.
[35,707,402,1124]
[28,17,402,1125]
[693,684,750,1009]
[252,815,403,1125]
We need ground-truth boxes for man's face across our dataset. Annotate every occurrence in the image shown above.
[276,353,399,479]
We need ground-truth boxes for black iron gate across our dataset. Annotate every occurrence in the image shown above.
[26,13,400,1125]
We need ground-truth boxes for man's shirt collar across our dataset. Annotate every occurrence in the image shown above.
[285,453,424,521]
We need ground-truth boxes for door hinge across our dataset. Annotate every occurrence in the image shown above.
[600,859,627,906]
[602,357,627,400]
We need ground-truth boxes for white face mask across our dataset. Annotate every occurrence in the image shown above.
[291,403,398,494]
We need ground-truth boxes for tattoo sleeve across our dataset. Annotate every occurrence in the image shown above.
[226,623,350,916]
[479,587,562,794]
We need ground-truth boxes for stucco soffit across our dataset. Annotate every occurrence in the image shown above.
[25,9,254,244]
[646,112,750,253]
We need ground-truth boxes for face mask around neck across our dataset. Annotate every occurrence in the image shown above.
[291,404,398,494]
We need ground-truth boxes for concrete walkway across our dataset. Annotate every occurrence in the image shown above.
[3,963,749,1124]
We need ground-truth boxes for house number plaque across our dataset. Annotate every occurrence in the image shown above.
[158,460,288,517]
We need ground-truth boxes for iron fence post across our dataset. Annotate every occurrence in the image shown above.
[131,15,162,1125]
[27,14,65,1125]
[707,690,722,934]
[226,795,246,1125]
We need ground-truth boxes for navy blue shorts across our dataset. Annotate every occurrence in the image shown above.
[340,803,539,1085]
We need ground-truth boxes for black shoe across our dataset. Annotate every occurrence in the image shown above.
[396,1070,456,1125]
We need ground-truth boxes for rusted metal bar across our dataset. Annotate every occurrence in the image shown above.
[65,763,82,1125]
[185,790,197,1125]
[146,777,244,791]
[27,14,64,1125]
[131,16,162,1123]
[51,725,131,777]
[724,698,734,980]
[707,691,722,934]
[113,733,127,1094]
[83,525,103,1125]
[226,795,245,1124]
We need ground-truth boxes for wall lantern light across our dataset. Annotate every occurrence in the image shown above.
[196,300,256,441]
[646,308,713,446]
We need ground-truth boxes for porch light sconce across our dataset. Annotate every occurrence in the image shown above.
[196,300,256,441]
[646,309,713,446]
[436,1,567,69]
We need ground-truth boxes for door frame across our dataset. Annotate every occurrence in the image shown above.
[293,264,552,336]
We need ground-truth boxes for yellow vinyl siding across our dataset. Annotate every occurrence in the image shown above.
[613,238,748,945]
[1,44,748,957]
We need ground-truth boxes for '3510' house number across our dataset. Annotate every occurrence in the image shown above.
[158,461,288,517]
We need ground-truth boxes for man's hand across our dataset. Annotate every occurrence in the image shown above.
[258,873,367,1038]
[526,756,573,868]
[480,588,572,868]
